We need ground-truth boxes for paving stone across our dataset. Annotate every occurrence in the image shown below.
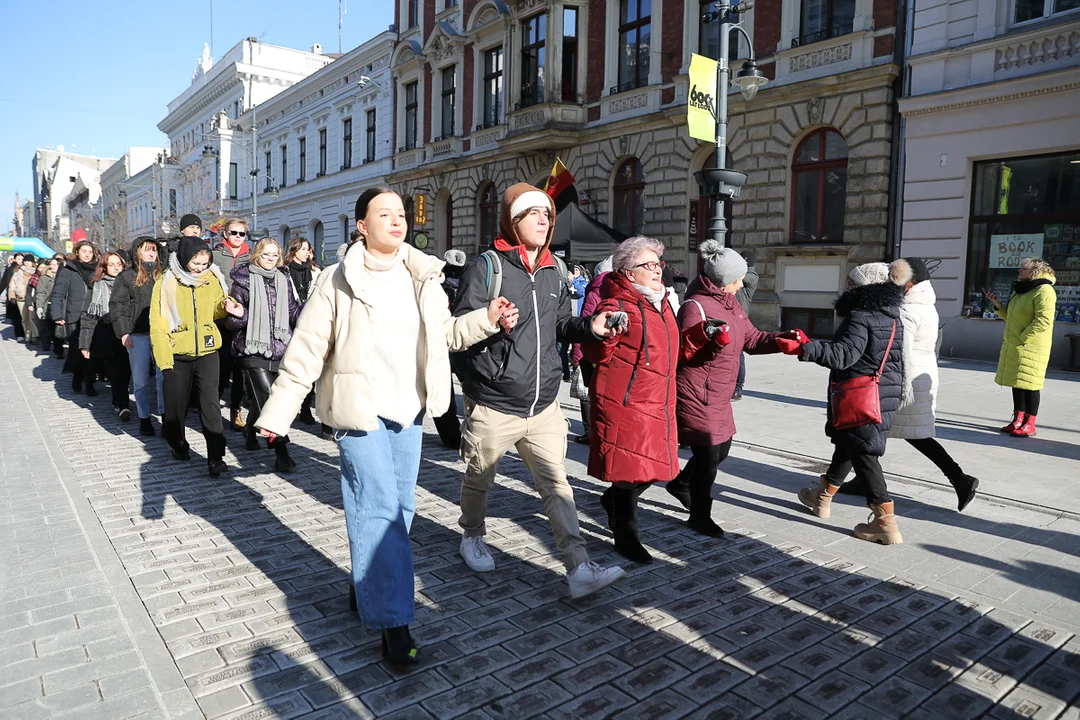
[858,676,934,718]
[762,696,829,719]
[551,654,633,695]
[727,639,794,673]
[856,606,918,636]
[548,684,634,719]
[670,661,750,704]
[771,620,833,653]
[841,647,909,684]
[608,630,681,667]
[922,681,996,719]
[219,691,312,720]
[782,644,850,680]
[898,653,965,691]
[989,685,1069,720]
[931,632,998,669]
[421,675,510,718]
[493,650,575,690]
[449,620,523,654]
[554,628,628,663]
[732,666,810,709]
[610,687,698,719]
[436,646,518,685]
[665,634,738,672]
[1022,663,1080,704]
[611,656,684,700]
[955,660,1022,701]
[458,597,530,629]
[984,635,1055,676]
[483,679,573,720]
[359,668,453,716]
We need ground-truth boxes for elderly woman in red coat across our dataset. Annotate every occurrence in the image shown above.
[670,240,804,538]
[584,237,680,563]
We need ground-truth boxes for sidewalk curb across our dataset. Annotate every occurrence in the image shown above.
[1,337,205,720]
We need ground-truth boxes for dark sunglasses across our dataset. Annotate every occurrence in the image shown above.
[228,230,247,237]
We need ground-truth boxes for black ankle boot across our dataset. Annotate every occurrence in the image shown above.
[245,432,260,451]
[140,418,156,437]
[949,474,979,513]
[208,459,228,477]
[85,382,98,397]
[665,477,691,512]
[688,475,725,538]
[298,406,315,425]
[601,486,652,563]
[381,626,418,668]
[348,584,357,613]
[171,443,190,461]
[274,444,296,473]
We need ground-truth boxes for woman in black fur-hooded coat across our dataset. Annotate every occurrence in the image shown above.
[793,261,911,545]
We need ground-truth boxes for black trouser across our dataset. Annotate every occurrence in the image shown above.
[736,353,746,393]
[104,349,132,410]
[1012,388,1041,416]
[163,354,226,460]
[824,440,889,505]
[242,364,288,449]
[675,440,732,516]
[10,302,24,338]
[580,363,595,436]
[218,330,245,411]
[905,437,963,481]
[433,382,461,448]
[62,323,88,385]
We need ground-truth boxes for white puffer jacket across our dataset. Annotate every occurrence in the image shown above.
[255,242,498,435]
[890,280,939,440]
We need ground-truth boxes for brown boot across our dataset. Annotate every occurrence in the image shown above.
[230,408,246,432]
[798,476,839,519]
[853,502,904,545]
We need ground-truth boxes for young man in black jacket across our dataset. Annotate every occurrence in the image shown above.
[453,182,626,599]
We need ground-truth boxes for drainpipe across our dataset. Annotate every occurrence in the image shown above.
[886,0,914,261]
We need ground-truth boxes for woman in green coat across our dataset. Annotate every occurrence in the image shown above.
[983,257,1056,438]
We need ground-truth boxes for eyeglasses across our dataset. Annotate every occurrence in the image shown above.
[260,253,280,259]
[228,230,247,237]
[633,260,665,272]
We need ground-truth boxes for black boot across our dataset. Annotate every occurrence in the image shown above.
[172,443,191,461]
[274,443,296,473]
[297,405,316,425]
[208,459,228,477]
[835,476,870,496]
[72,375,82,393]
[601,486,652,563]
[665,476,691,512]
[348,584,357,613]
[381,626,418,668]
[85,381,98,397]
[244,430,260,451]
[687,476,725,538]
[949,474,979,513]
[140,418,156,437]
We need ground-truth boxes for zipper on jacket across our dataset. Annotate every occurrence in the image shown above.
[528,274,542,417]
[623,301,649,405]
[662,306,675,475]
[192,288,200,357]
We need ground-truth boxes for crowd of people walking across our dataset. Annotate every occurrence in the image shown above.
[4,178,1062,673]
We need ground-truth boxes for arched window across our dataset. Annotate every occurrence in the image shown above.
[445,195,455,248]
[479,182,499,249]
[791,129,848,244]
[312,221,324,265]
[613,158,645,236]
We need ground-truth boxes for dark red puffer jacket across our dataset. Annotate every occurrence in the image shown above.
[583,272,680,484]
[676,274,784,446]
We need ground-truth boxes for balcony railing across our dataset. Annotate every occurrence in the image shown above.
[476,118,501,131]
[398,141,417,153]
[609,78,648,95]
[791,23,854,48]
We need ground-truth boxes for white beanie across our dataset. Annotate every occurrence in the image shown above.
[849,262,890,287]
[508,190,554,220]
[700,240,748,287]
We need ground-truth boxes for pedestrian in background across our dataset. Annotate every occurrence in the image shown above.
[7,254,37,342]
[24,259,49,347]
[2,253,24,328]
[226,238,301,473]
[570,255,613,445]
[984,257,1056,438]
[669,241,792,538]
[36,256,63,356]
[110,237,165,436]
[792,261,908,545]
[283,236,321,426]
[434,248,468,449]
[212,216,252,432]
[586,237,679,563]
[79,252,131,416]
[254,186,514,668]
[732,248,759,401]
[52,241,100,393]
[151,236,241,477]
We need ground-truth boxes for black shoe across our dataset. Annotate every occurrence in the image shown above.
[245,434,260,451]
[72,378,82,393]
[297,407,316,425]
[950,474,980,513]
[85,383,98,397]
[835,476,870,496]
[665,479,692,512]
[321,424,334,440]
[381,626,419,668]
[118,407,131,422]
[139,418,156,437]
[601,486,653,564]
[275,447,296,473]
[172,444,191,461]
[348,584,358,614]
[731,392,743,401]
[688,515,726,538]
[574,434,590,445]
[208,459,228,477]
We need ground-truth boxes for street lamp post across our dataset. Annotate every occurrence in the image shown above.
[697,0,768,247]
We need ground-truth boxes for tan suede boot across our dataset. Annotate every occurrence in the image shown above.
[798,476,840,519]
[853,502,904,545]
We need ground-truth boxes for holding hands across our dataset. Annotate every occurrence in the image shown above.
[224,297,244,318]
[593,311,629,338]
[703,319,731,346]
[776,328,810,356]
[488,297,519,331]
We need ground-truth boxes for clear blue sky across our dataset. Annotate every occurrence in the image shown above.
[0,0,394,234]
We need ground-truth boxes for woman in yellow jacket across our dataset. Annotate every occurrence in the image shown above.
[150,236,243,475]
[984,257,1056,438]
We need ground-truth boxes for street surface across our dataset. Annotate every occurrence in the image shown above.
[2,328,1079,719]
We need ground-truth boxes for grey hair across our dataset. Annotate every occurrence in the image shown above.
[612,236,665,272]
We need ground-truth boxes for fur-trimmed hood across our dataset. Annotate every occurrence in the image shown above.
[835,282,905,318]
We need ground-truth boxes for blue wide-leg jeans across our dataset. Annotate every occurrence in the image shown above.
[336,416,423,630]
[127,333,164,418]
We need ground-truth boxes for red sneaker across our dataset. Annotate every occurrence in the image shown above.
[1011,414,1037,438]
[1000,412,1025,433]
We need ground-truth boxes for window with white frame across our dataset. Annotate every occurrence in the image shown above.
[794,0,855,47]
[407,0,419,28]
[1014,0,1079,22]
[482,47,503,128]
[562,7,580,101]
[616,0,651,93]
[440,65,457,138]
[319,129,327,175]
[521,14,546,108]
[365,109,377,162]
[404,82,419,150]
[298,137,306,182]
[280,145,288,186]
[343,118,353,169]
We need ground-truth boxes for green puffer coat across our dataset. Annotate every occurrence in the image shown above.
[994,273,1056,391]
[149,276,227,371]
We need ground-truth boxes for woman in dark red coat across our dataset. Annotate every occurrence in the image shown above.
[671,241,804,537]
[584,237,680,563]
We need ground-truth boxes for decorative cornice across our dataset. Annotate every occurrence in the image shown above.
[902,79,1080,116]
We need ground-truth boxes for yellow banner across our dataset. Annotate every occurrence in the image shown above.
[687,54,718,143]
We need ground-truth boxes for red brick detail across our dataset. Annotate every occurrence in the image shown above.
[423,66,432,144]
[874,0,897,34]
[424,0,436,31]
[662,87,675,105]
[463,46,474,135]
[755,0,783,57]
[661,1,683,82]
[874,34,895,58]
[586,0,607,103]
[762,61,776,81]
[464,139,471,152]
[589,106,601,122]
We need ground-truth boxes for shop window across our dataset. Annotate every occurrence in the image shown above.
[791,129,848,244]
[479,182,499,248]
[613,158,645,236]
[616,0,651,93]
[964,151,1080,321]
[521,14,546,108]
[782,307,836,339]
[1014,0,1080,23]
[795,0,855,47]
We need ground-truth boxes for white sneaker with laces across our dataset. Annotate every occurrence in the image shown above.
[460,536,495,572]
[567,561,626,599]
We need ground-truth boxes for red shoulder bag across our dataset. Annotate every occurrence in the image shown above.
[828,320,896,430]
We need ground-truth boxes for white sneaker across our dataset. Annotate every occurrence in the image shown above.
[460,536,495,573]
[567,561,626,599]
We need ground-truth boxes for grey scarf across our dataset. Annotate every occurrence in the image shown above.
[244,264,290,358]
[633,282,667,312]
[86,274,115,318]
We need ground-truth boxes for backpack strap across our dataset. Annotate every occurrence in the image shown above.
[687,299,706,324]
[874,321,897,379]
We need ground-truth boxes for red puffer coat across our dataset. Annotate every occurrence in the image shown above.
[584,272,680,484]
[677,274,784,446]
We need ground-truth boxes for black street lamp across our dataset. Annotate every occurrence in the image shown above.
[697,0,768,247]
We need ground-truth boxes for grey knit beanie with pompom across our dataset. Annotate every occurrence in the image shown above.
[700,240,748,287]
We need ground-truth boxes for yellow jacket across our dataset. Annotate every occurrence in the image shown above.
[995,273,1056,391]
[149,274,228,371]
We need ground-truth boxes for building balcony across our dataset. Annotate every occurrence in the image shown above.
[395,146,424,170]
[426,136,463,162]
[471,123,505,151]
[503,102,587,151]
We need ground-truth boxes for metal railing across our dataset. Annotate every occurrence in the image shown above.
[791,23,854,48]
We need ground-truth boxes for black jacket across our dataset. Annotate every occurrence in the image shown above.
[1,262,16,301]
[799,282,905,456]
[736,266,759,315]
[454,246,595,417]
[109,268,155,337]
[49,261,92,326]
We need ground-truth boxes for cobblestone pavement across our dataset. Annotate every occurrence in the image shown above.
[2,330,1080,719]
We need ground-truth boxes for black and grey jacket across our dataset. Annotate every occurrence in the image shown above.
[49,261,91,326]
[109,268,155,338]
[799,282,906,457]
[453,245,596,418]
